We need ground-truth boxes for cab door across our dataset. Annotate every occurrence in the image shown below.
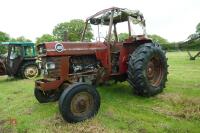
[6,45,23,75]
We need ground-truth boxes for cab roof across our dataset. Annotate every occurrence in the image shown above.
[87,7,145,26]
[0,42,34,46]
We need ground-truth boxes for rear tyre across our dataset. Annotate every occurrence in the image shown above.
[34,88,61,103]
[127,43,168,97]
[59,83,100,123]
[0,60,6,76]
[20,62,39,79]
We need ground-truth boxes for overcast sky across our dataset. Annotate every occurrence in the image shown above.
[0,0,199,42]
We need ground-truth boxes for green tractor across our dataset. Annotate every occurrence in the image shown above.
[0,42,40,79]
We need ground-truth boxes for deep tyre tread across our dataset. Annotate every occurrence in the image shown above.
[127,43,168,97]
[59,83,100,123]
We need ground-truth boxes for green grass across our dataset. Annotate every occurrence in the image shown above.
[0,51,200,133]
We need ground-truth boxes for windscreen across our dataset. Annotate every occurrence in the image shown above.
[90,20,145,42]
[24,46,34,57]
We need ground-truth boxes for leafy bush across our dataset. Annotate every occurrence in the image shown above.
[179,40,200,51]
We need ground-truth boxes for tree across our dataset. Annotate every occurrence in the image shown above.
[147,34,174,50]
[148,34,169,44]
[118,33,129,42]
[0,31,10,42]
[53,19,93,41]
[196,22,200,33]
[10,36,32,42]
[0,31,10,54]
[36,34,57,44]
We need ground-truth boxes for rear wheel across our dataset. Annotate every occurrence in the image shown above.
[59,83,100,123]
[127,43,168,96]
[20,62,39,79]
[0,60,6,76]
[24,65,38,79]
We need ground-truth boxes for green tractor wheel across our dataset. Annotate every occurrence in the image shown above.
[20,62,39,79]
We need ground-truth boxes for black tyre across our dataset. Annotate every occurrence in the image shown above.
[20,62,39,79]
[59,83,100,123]
[34,88,61,103]
[127,43,168,97]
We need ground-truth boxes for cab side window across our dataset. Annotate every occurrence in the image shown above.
[10,46,21,59]
[24,46,33,57]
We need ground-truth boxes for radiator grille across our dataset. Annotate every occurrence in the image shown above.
[42,57,62,79]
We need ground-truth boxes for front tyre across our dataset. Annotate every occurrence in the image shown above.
[127,43,168,97]
[59,83,100,123]
[34,88,61,103]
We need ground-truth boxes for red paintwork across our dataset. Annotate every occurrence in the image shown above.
[43,41,135,75]
[34,6,153,91]
[95,46,109,71]
[44,41,141,74]
[45,42,107,56]
[35,79,63,90]
[35,39,152,91]
[119,45,129,74]
[35,56,69,91]
[44,42,111,73]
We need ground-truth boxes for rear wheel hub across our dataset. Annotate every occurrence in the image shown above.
[146,56,163,86]
[24,66,38,79]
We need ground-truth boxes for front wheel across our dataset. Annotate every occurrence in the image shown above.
[127,43,168,97]
[34,88,61,103]
[59,83,100,123]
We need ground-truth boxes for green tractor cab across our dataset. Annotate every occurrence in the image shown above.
[0,42,40,79]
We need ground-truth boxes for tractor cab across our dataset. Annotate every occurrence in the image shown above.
[82,7,149,43]
[81,7,151,74]
[0,42,39,79]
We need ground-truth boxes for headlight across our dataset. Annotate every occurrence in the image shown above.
[46,62,56,70]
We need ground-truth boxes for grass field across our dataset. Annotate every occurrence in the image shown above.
[0,51,200,133]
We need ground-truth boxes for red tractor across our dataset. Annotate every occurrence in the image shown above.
[35,7,168,123]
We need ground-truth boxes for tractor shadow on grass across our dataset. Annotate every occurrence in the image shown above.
[97,81,151,101]
[98,81,131,94]
[0,76,21,83]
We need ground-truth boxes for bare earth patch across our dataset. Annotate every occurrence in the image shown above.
[0,119,17,133]
[33,114,107,133]
[154,93,200,120]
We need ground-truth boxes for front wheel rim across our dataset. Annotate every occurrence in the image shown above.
[70,91,94,117]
